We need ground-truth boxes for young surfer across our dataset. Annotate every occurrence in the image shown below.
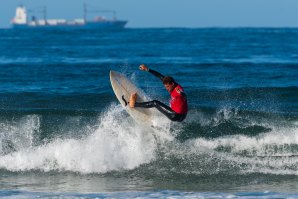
[129,64,188,122]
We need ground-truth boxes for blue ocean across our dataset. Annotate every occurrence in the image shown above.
[0,28,297,198]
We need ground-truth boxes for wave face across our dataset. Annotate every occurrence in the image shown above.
[0,28,297,193]
[0,104,297,176]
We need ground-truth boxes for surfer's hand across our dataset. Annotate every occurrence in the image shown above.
[139,64,149,71]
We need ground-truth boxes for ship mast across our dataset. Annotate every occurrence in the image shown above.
[83,3,87,23]
[43,6,47,24]
[83,3,117,21]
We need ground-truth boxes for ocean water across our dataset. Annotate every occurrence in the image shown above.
[0,28,297,198]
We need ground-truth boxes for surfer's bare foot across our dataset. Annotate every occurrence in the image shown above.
[129,93,137,108]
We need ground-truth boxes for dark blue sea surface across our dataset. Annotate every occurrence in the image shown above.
[0,28,297,198]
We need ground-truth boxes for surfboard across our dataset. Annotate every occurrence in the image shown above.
[110,70,156,125]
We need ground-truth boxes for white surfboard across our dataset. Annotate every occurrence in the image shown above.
[110,70,156,125]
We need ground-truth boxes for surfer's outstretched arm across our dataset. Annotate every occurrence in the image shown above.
[139,64,164,81]
[148,69,164,81]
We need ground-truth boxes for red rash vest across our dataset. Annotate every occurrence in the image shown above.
[170,84,188,114]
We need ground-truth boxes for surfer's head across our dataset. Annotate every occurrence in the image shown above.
[163,76,176,92]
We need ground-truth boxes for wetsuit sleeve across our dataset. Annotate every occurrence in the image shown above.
[148,69,164,81]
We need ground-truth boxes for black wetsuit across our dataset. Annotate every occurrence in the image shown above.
[134,69,187,122]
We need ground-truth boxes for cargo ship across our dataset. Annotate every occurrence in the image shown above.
[11,4,127,29]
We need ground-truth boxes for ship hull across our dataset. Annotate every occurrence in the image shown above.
[85,20,127,29]
[12,20,127,29]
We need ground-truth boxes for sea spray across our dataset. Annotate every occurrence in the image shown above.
[0,104,162,173]
[136,108,298,177]
[0,115,40,155]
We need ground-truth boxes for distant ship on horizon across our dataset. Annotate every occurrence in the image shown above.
[11,4,127,29]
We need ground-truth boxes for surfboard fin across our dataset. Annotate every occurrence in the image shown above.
[122,95,128,106]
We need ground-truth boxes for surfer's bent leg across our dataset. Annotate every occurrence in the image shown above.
[134,100,186,122]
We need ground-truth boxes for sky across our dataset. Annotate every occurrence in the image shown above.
[1,0,298,28]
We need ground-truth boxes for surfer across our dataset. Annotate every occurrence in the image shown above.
[129,64,188,122]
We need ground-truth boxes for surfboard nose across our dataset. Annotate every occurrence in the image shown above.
[110,70,116,80]
[110,70,119,77]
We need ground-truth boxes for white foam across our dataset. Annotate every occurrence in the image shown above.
[0,105,173,173]
[1,105,297,176]
[188,125,298,175]
[193,126,298,154]
[0,115,40,154]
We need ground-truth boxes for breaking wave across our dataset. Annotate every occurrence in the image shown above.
[0,104,297,176]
